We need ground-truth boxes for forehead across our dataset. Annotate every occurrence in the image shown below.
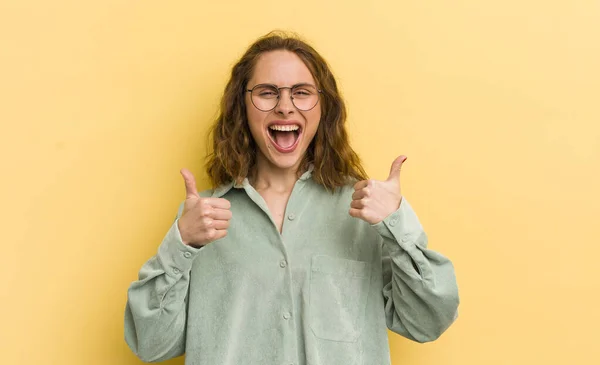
[250,50,316,86]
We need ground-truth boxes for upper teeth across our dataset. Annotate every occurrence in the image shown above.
[269,125,299,132]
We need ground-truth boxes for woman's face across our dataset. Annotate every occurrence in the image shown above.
[245,50,321,172]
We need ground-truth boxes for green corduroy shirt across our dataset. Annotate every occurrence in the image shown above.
[124,168,459,364]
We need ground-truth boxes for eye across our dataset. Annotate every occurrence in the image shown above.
[292,88,314,97]
[254,86,279,98]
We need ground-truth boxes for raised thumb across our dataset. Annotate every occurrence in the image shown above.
[387,155,407,181]
[180,168,200,199]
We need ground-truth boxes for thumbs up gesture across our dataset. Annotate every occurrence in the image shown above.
[177,168,232,248]
[349,156,407,225]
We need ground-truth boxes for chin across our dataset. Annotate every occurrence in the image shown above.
[266,151,304,170]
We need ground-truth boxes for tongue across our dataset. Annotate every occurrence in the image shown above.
[273,131,296,149]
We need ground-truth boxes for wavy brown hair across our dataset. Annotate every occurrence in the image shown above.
[206,31,367,190]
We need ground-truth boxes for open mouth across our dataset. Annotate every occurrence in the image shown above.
[267,124,302,153]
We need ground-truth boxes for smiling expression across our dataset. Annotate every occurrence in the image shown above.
[245,50,322,172]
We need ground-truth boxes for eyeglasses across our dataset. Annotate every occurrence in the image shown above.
[246,83,322,112]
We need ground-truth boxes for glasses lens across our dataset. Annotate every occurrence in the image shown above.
[291,84,319,111]
[251,85,279,111]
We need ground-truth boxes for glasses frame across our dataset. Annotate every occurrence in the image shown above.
[246,83,323,112]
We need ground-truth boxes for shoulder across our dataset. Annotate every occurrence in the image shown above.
[308,178,356,203]
[336,178,359,197]
[198,189,214,198]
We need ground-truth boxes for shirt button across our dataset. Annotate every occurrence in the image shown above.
[183,252,192,258]
[283,312,291,320]
[287,213,296,221]
[173,268,181,274]
[280,260,287,268]
[389,218,398,227]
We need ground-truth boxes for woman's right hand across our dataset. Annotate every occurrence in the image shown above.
[177,168,232,247]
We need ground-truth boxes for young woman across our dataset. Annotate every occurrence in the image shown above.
[125,32,459,365]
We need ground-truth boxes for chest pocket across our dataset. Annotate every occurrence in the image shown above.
[309,255,371,343]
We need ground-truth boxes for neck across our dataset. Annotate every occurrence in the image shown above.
[250,155,305,194]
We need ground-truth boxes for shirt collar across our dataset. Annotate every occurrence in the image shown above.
[210,164,314,198]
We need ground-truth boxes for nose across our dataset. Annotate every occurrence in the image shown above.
[274,88,295,115]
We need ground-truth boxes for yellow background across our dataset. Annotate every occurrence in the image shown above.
[1,0,599,364]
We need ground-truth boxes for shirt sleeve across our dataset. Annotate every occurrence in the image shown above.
[124,202,203,362]
[371,198,460,343]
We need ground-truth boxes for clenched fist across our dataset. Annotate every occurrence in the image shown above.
[349,155,407,225]
[177,168,232,248]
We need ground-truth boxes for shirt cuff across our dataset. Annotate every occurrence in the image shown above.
[370,198,425,251]
[157,218,202,277]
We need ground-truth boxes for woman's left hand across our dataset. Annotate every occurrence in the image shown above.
[349,155,407,225]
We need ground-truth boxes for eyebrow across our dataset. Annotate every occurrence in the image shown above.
[251,82,317,88]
